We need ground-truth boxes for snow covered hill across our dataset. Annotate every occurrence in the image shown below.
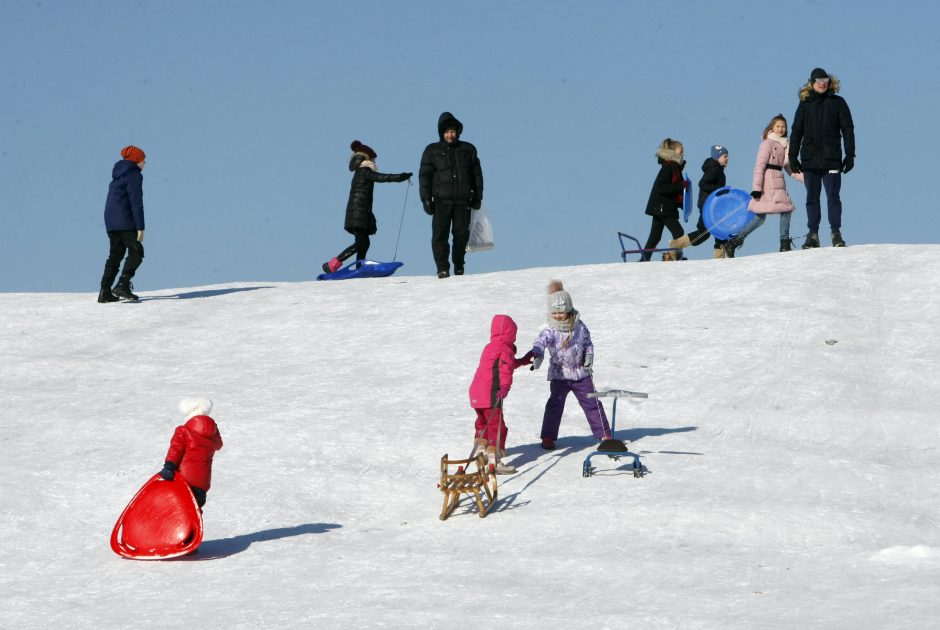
[2,245,939,629]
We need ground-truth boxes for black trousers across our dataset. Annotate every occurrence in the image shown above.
[688,211,726,248]
[431,202,471,272]
[336,231,370,262]
[100,230,144,289]
[642,215,684,261]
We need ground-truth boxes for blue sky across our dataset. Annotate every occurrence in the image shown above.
[2,0,938,291]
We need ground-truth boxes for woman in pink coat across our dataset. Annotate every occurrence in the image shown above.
[723,114,805,257]
[468,314,532,474]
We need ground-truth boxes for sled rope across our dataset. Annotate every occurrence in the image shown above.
[392,180,412,262]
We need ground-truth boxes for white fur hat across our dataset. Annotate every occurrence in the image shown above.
[178,397,213,419]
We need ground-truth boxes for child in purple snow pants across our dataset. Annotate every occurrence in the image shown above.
[530,281,610,450]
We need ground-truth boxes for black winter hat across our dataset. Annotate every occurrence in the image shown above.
[350,140,376,160]
[810,67,830,82]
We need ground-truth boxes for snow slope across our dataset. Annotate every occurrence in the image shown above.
[2,245,939,629]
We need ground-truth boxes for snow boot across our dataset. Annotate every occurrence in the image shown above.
[662,250,678,261]
[322,257,342,274]
[454,266,464,276]
[780,238,793,252]
[802,232,820,249]
[112,279,139,301]
[540,438,556,450]
[97,288,119,303]
[713,247,726,259]
[722,236,742,258]
[831,230,846,247]
[669,235,691,249]
[470,439,489,460]
[437,270,450,279]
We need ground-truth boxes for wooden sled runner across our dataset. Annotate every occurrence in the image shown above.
[438,453,498,520]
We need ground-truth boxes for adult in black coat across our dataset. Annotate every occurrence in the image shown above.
[419,112,484,278]
[641,138,688,261]
[788,68,855,248]
[321,140,411,274]
[98,145,147,302]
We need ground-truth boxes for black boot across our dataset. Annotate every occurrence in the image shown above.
[802,232,820,249]
[831,230,846,247]
[113,278,139,301]
[722,236,742,258]
[97,288,119,303]
[779,238,793,252]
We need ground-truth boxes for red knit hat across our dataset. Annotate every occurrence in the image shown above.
[120,145,146,163]
[350,140,376,160]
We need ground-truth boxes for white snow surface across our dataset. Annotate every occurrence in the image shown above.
[2,245,940,629]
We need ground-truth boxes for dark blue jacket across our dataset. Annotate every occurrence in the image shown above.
[103,160,145,231]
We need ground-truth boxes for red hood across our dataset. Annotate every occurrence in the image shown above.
[184,415,219,438]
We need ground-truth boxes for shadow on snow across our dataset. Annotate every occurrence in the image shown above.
[140,286,275,301]
[181,522,341,560]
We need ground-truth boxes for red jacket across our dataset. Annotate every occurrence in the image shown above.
[165,415,223,491]
[469,315,527,409]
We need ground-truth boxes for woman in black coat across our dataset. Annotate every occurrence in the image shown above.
[641,138,688,261]
[322,140,411,274]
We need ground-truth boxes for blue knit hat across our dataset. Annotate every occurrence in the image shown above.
[710,145,729,160]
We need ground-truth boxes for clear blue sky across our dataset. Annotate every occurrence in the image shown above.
[2,0,938,291]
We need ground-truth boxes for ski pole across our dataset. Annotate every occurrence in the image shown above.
[392,179,412,262]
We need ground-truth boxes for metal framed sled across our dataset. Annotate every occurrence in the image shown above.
[438,453,498,520]
[316,259,404,281]
[618,232,684,262]
[582,389,649,478]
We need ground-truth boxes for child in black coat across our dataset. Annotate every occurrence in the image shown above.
[322,140,411,274]
[641,138,688,261]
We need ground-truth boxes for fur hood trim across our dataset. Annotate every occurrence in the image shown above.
[800,75,841,101]
[656,146,683,164]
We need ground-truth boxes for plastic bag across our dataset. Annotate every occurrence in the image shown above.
[467,207,495,252]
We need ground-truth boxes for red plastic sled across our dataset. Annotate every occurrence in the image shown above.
[110,474,204,560]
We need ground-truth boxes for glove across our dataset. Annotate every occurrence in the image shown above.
[137,230,144,243]
[530,353,544,371]
[841,156,854,174]
[519,350,534,366]
[750,190,763,200]
[789,156,801,174]
[583,350,593,368]
[159,461,176,481]
[400,172,413,182]
[470,199,482,210]
[422,200,434,216]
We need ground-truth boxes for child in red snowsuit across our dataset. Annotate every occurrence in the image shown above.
[468,315,532,474]
[159,398,223,507]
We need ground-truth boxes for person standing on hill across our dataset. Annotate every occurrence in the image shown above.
[641,138,688,261]
[98,145,146,302]
[321,140,412,274]
[419,112,484,278]
[789,67,855,248]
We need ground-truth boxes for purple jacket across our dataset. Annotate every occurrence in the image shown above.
[532,318,594,381]
[469,315,525,409]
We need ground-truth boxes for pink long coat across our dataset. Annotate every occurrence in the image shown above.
[748,134,804,214]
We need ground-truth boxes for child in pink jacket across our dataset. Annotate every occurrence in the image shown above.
[468,314,532,474]
[723,114,804,257]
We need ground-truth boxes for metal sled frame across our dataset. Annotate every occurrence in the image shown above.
[582,389,649,478]
[438,453,498,520]
[618,232,684,262]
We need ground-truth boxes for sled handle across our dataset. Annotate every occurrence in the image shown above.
[588,389,648,399]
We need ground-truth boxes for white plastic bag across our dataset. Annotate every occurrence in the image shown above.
[466,207,495,252]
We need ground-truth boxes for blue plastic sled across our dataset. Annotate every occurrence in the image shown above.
[683,173,692,223]
[582,389,649,478]
[702,187,755,240]
[316,259,403,281]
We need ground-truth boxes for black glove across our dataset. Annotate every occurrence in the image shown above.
[422,200,434,216]
[789,156,801,174]
[750,190,763,200]
[159,461,176,481]
[470,199,481,210]
[841,156,854,174]
[400,172,413,182]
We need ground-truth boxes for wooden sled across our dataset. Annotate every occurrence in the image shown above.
[438,453,498,520]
